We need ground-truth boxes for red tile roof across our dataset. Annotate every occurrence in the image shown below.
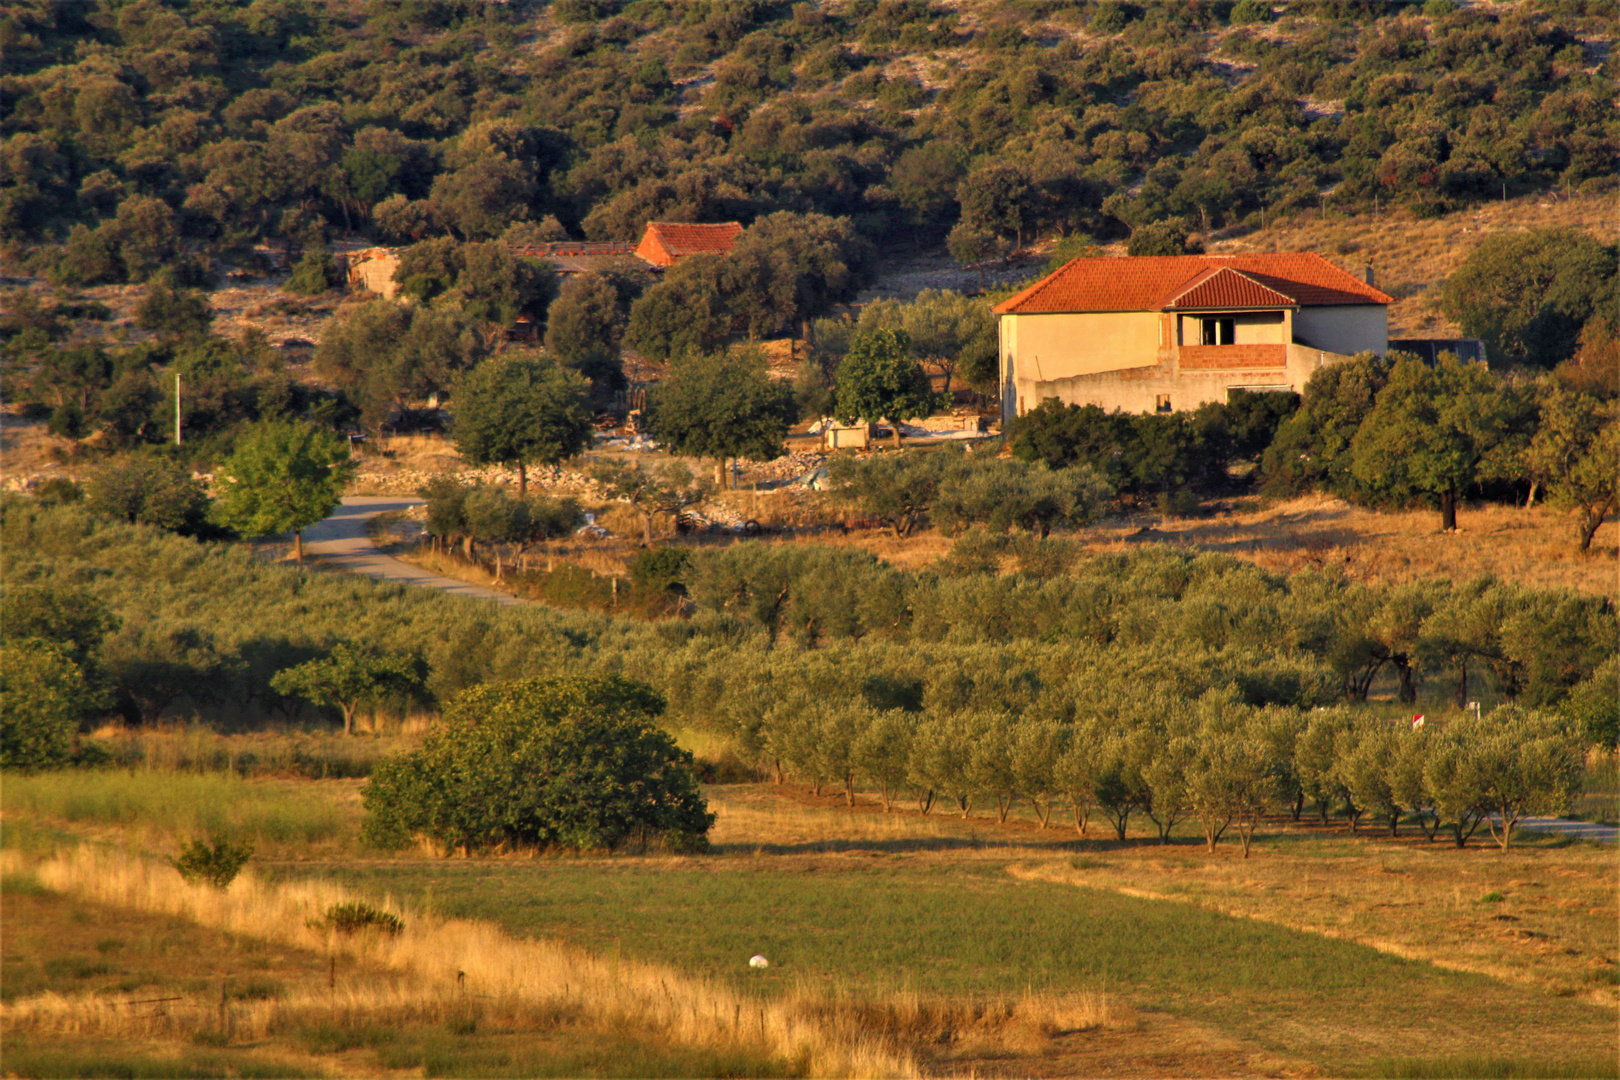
[1164,266,1299,310]
[992,253,1393,314]
[635,221,744,266]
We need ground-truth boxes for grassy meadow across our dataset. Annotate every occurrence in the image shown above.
[4,765,1617,1079]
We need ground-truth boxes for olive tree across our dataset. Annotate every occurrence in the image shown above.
[271,642,427,735]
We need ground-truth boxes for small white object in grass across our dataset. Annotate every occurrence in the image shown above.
[748,955,769,969]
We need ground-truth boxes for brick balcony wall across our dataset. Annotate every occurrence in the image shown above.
[1177,344,1287,370]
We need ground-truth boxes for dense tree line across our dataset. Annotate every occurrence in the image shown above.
[3,0,1612,281]
[3,501,1612,769]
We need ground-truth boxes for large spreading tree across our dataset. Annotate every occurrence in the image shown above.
[647,347,796,487]
[451,352,593,496]
[1349,355,1513,531]
[212,420,354,560]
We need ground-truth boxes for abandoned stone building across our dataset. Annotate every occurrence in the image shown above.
[343,221,745,300]
[992,253,1393,423]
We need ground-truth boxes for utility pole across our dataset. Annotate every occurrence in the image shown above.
[175,372,182,446]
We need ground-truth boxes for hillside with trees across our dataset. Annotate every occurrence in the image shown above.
[3,0,1614,276]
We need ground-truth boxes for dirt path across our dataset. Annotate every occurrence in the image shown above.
[301,496,524,607]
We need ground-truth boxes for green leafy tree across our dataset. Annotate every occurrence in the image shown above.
[544,271,629,390]
[0,584,120,673]
[283,250,342,295]
[0,639,98,771]
[958,162,1031,250]
[835,328,938,448]
[1561,655,1619,751]
[1262,352,1393,497]
[623,255,732,361]
[946,222,1007,289]
[851,290,998,396]
[362,676,714,852]
[1525,389,1619,552]
[134,280,214,344]
[213,421,354,560]
[1425,707,1583,851]
[648,347,796,487]
[824,450,947,537]
[451,353,592,496]
[84,453,211,535]
[1439,229,1618,368]
[1127,221,1198,256]
[1350,356,1514,531]
[271,642,427,735]
[932,455,1112,538]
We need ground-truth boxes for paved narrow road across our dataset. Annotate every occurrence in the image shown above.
[301,496,524,606]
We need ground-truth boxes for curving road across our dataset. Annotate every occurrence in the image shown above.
[301,496,524,607]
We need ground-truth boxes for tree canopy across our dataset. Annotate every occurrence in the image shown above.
[362,675,713,853]
[648,347,796,486]
[451,352,593,496]
[212,421,354,558]
[835,328,938,446]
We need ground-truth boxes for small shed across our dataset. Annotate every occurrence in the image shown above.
[822,423,872,450]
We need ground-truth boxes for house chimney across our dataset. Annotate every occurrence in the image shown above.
[1363,264,1375,287]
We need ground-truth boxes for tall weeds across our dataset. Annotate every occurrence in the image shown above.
[5,846,918,1078]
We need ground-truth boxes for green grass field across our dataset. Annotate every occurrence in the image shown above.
[301,856,1618,1073]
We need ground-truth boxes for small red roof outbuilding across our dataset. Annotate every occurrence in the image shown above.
[634,221,745,267]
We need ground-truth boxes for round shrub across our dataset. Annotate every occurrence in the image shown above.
[361,676,714,853]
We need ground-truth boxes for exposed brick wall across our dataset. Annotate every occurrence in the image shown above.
[1177,344,1286,370]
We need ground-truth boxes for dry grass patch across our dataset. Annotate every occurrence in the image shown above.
[1012,838,1620,1005]
[1071,493,1619,597]
[4,846,917,1078]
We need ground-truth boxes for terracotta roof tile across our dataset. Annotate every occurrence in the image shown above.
[1164,267,1298,309]
[636,221,744,265]
[993,253,1392,314]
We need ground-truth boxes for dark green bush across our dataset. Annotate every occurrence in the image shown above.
[322,901,404,936]
[172,837,253,889]
[362,676,714,853]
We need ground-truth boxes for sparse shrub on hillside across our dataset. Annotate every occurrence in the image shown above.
[172,836,253,889]
[320,901,403,936]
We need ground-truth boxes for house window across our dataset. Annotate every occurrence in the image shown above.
[1155,394,1172,413]
[1201,317,1236,346]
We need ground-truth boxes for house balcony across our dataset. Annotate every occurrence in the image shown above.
[1177,344,1287,370]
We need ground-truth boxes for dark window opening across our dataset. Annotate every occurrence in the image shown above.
[1202,318,1235,346]
[1155,394,1172,413]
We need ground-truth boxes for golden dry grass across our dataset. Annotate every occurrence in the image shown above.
[1211,190,1619,338]
[5,845,918,1077]
[1077,493,1620,598]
